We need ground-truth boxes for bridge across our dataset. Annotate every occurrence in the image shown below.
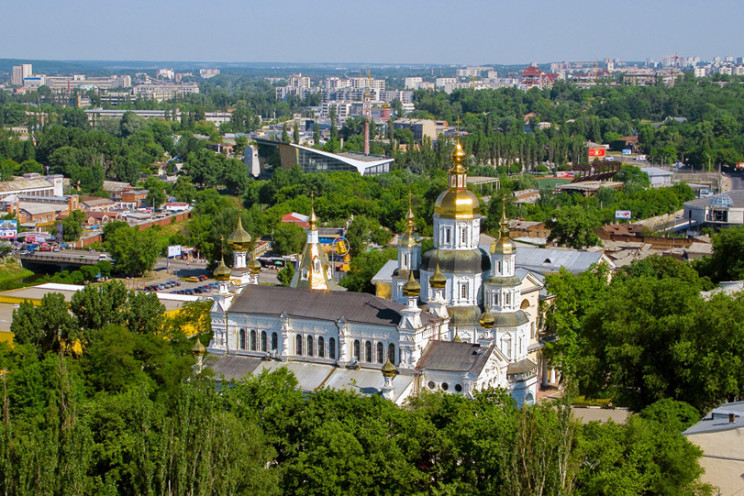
[18,250,108,272]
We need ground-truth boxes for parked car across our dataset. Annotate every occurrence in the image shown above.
[198,275,208,281]
[184,276,199,283]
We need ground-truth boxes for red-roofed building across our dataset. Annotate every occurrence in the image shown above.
[281,212,310,229]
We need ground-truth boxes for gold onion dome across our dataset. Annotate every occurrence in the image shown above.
[402,268,421,297]
[228,216,252,251]
[250,253,262,275]
[434,140,480,220]
[381,358,397,378]
[429,258,447,289]
[191,338,206,357]
[213,255,232,281]
[479,307,495,329]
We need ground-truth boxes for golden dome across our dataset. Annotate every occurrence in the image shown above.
[429,257,447,289]
[434,189,481,220]
[479,307,495,329]
[213,255,232,281]
[228,216,252,251]
[250,254,262,275]
[402,269,421,297]
[191,338,206,357]
[451,140,467,163]
[381,358,397,378]
[452,329,463,343]
[434,140,480,220]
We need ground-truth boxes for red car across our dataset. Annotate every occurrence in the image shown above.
[198,274,208,281]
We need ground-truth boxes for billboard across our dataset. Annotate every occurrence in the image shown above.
[0,220,18,239]
[615,210,632,220]
[622,149,632,155]
[588,148,606,158]
[167,245,182,258]
[636,154,647,161]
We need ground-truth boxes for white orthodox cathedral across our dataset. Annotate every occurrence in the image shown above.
[207,140,550,406]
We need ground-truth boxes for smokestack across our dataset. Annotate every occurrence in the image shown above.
[364,121,370,155]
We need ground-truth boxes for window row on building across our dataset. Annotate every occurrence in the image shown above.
[236,329,400,366]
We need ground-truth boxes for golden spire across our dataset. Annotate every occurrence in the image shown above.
[249,243,262,275]
[490,197,515,254]
[429,255,447,289]
[214,236,232,281]
[402,266,421,298]
[452,327,463,343]
[405,190,415,233]
[399,190,420,248]
[309,192,318,231]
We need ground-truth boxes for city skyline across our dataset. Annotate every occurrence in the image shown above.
[2,0,743,65]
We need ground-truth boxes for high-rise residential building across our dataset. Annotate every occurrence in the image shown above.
[11,64,32,86]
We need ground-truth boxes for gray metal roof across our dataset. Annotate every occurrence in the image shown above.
[228,285,436,327]
[510,246,610,275]
[205,354,263,380]
[640,166,673,177]
[683,401,744,436]
[417,341,492,375]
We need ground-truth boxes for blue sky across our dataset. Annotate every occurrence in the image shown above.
[2,0,743,64]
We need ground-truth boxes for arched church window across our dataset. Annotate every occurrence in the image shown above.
[312,256,321,273]
[261,331,267,352]
[353,340,360,361]
[365,341,372,362]
[388,343,396,365]
[296,334,303,356]
[271,332,278,351]
[520,299,530,309]
[318,337,325,358]
[307,336,314,357]
[249,330,257,351]
[444,228,451,244]
[376,342,384,364]
[329,337,336,359]
[239,329,246,350]
[492,293,499,306]
[460,227,467,244]
[460,283,468,300]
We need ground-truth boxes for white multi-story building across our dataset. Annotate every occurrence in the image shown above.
[11,64,32,86]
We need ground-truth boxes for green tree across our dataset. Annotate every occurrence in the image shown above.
[105,223,160,276]
[60,209,86,242]
[277,263,295,287]
[696,226,744,282]
[340,248,396,293]
[293,120,300,144]
[272,223,306,256]
[11,293,76,355]
[546,205,602,248]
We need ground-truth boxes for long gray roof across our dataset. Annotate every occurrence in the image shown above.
[513,246,609,275]
[229,285,436,327]
[417,341,492,375]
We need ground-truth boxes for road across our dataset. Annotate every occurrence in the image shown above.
[121,257,280,293]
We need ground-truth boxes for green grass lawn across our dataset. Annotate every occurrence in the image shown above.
[0,260,34,290]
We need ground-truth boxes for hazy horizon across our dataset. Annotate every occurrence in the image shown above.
[2,0,743,65]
